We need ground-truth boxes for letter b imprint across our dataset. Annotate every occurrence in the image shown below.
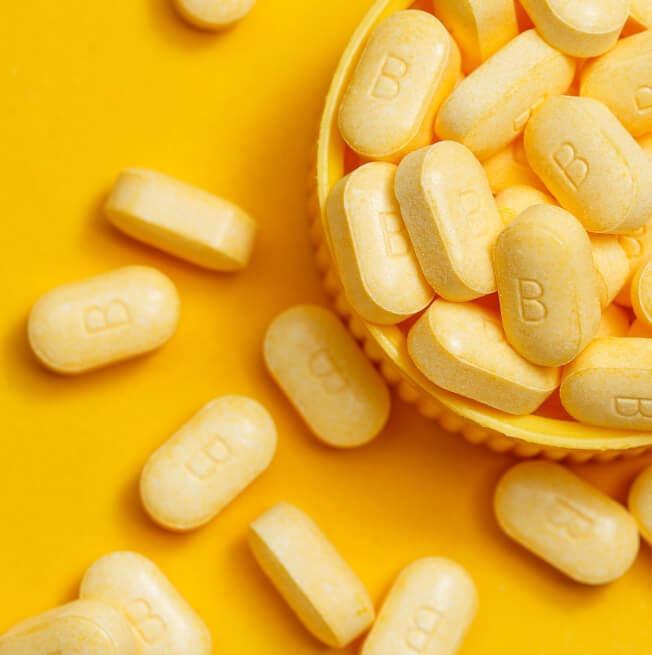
[371,54,408,100]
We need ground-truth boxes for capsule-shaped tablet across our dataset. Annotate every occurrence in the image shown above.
[0,601,139,655]
[140,396,277,532]
[395,141,503,301]
[561,337,652,429]
[596,303,631,338]
[483,138,547,194]
[338,10,460,161]
[407,300,559,415]
[28,266,179,375]
[249,502,374,648]
[630,257,652,329]
[495,461,639,585]
[590,235,630,308]
[325,162,433,324]
[616,218,652,306]
[360,558,477,655]
[173,0,254,29]
[628,466,652,545]
[495,205,601,367]
[495,185,555,226]
[436,30,575,160]
[106,169,256,271]
[524,95,652,234]
[80,551,212,655]
[263,305,390,448]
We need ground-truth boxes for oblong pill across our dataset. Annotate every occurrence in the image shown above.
[0,600,139,655]
[106,168,256,271]
[249,502,374,648]
[173,0,255,29]
[435,30,575,160]
[495,461,639,585]
[495,184,555,226]
[628,466,652,545]
[590,235,630,308]
[483,138,547,194]
[616,218,652,306]
[524,95,652,234]
[561,337,652,430]
[407,299,559,415]
[28,266,179,374]
[325,162,433,324]
[360,558,477,655]
[631,258,652,329]
[140,396,277,531]
[395,141,502,301]
[80,552,212,655]
[596,303,630,338]
[338,10,460,161]
[263,305,390,448]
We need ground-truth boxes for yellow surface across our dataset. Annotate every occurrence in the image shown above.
[4,1,652,653]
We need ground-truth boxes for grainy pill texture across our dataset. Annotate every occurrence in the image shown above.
[249,502,374,648]
[561,337,652,430]
[407,300,559,415]
[629,466,652,545]
[263,305,390,448]
[361,558,477,655]
[435,29,575,160]
[80,552,212,655]
[616,218,652,306]
[0,601,139,655]
[495,461,639,584]
[395,141,502,301]
[596,303,630,338]
[524,95,652,234]
[631,258,652,328]
[338,10,460,161]
[483,138,547,194]
[141,396,277,531]
[326,162,433,324]
[495,185,555,226]
[173,0,255,29]
[106,168,256,271]
[590,235,630,308]
[28,266,179,374]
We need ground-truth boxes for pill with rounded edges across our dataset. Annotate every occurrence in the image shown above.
[628,466,652,545]
[495,185,555,226]
[360,558,477,655]
[590,235,630,308]
[325,162,434,325]
[483,138,547,194]
[173,0,255,29]
[561,337,652,429]
[395,141,503,301]
[524,95,652,234]
[140,396,277,532]
[263,305,390,448]
[28,266,179,375]
[435,30,575,160]
[407,300,559,415]
[631,257,652,329]
[596,303,630,338]
[80,551,212,655]
[249,502,374,648]
[338,10,460,161]
[627,0,652,30]
[495,461,639,585]
[0,600,139,655]
[628,319,652,337]
[106,168,256,271]
[616,218,652,306]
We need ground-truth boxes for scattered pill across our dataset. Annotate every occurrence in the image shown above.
[590,235,630,308]
[596,303,630,338]
[173,0,255,29]
[630,258,652,329]
[616,218,652,306]
[495,184,555,226]
[483,138,547,194]
[628,466,652,545]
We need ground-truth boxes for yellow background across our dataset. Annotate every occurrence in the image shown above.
[2,0,652,652]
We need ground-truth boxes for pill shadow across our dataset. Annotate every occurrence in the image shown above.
[146,0,225,49]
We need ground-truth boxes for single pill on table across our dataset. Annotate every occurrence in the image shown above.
[360,557,477,655]
[80,551,212,655]
[628,466,652,545]
[483,138,547,194]
[590,235,630,309]
[338,10,460,162]
[495,185,555,226]
[173,0,255,29]
[495,461,639,585]
[596,303,630,338]
[395,141,503,301]
[106,168,256,271]
[141,396,277,532]
[263,305,390,448]
[631,258,652,329]
[615,218,652,307]
[325,161,434,325]
[28,266,179,375]
[407,299,559,415]
[435,29,575,161]
[249,502,374,648]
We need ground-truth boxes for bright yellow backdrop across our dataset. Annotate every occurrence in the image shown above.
[2,1,652,653]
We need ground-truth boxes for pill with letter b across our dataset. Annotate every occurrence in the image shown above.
[174,0,255,29]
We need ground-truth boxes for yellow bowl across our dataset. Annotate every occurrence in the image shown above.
[308,0,652,462]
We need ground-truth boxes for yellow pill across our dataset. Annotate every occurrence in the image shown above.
[360,558,477,655]
[407,300,559,415]
[326,162,434,325]
[525,95,652,234]
[627,0,652,31]
[590,235,630,308]
[495,205,601,367]
[432,0,518,73]
[28,266,179,375]
[80,551,211,655]
[395,141,503,301]
[263,305,390,448]
[628,466,652,545]
[483,138,547,194]
[0,600,139,655]
[495,184,555,226]
[495,461,639,585]
[140,396,277,532]
[338,10,460,161]
[631,257,652,329]
[561,337,652,429]
[628,319,652,337]
[173,0,254,29]
[616,217,652,306]
[436,29,575,161]
[106,168,256,271]
[596,303,631,338]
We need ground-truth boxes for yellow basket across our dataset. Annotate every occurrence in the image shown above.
[308,0,652,462]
